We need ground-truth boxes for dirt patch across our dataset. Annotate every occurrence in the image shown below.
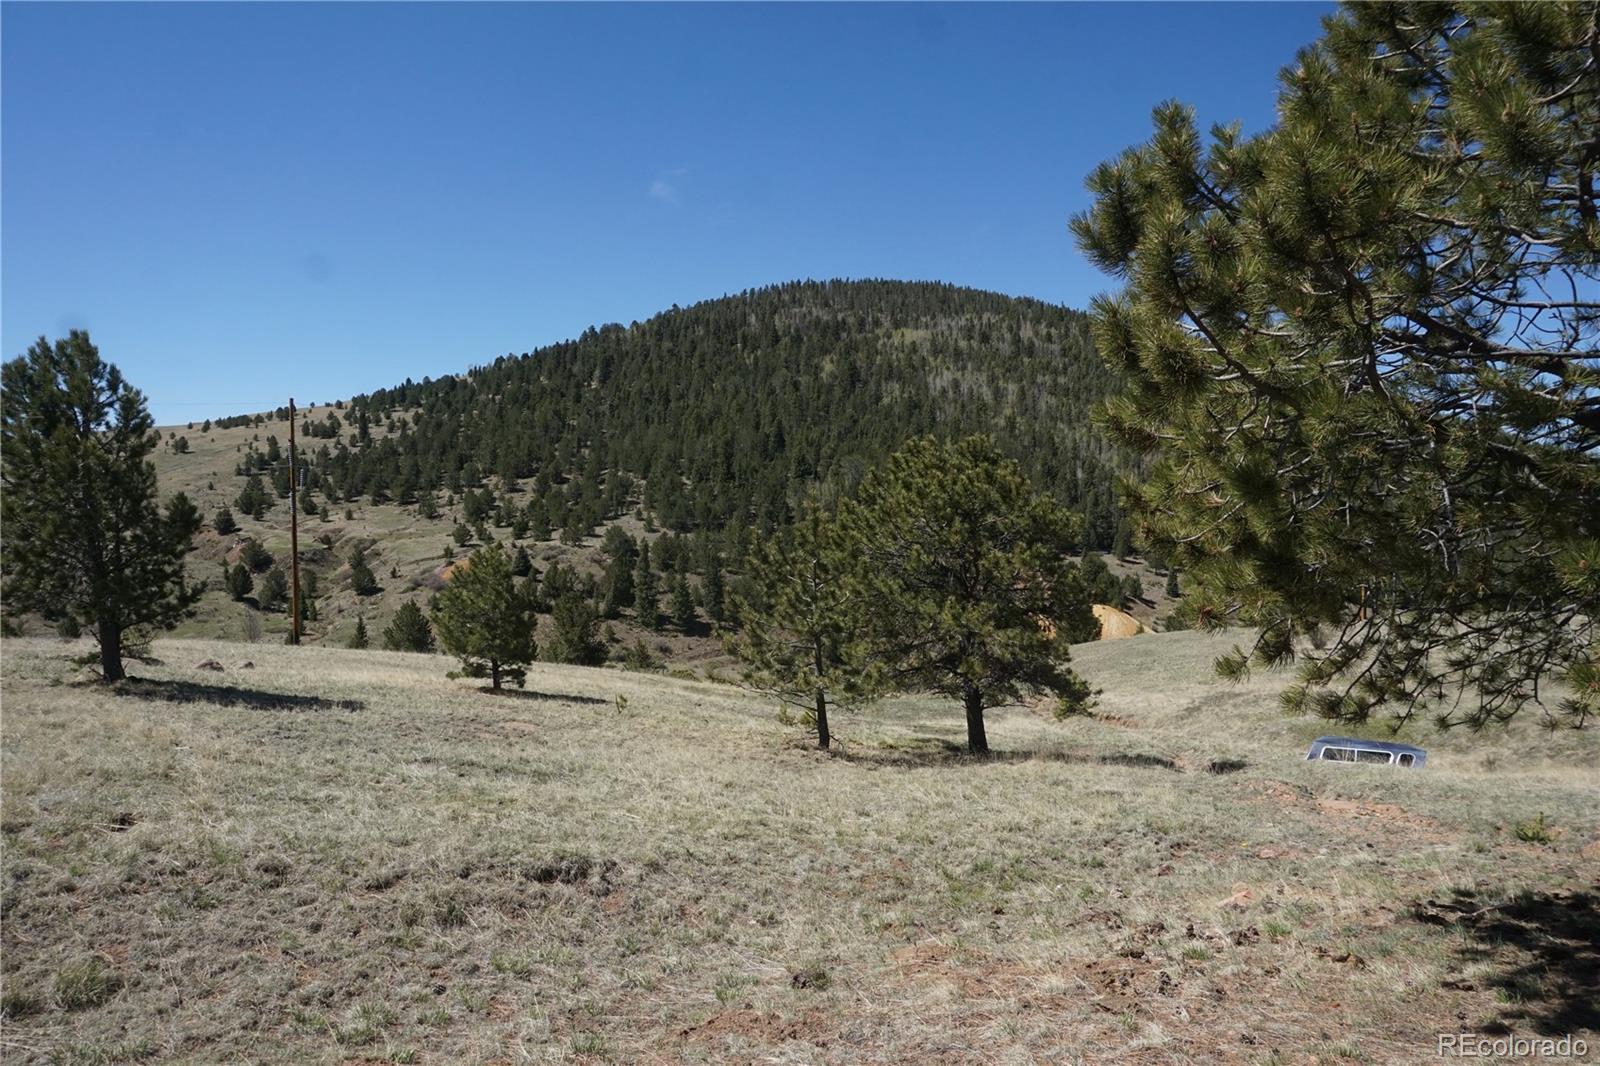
[1092,603,1142,640]
[679,1007,833,1045]
[1244,780,1455,843]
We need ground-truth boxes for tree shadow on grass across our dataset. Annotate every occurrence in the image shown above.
[834,736,1182,771]
[1413,886,1600,1035]
[114,678,363,713]
[479,687,609,706]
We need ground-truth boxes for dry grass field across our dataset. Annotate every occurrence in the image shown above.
[1,631,1596,1064]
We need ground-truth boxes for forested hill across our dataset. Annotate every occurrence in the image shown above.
[270,280,1135,547]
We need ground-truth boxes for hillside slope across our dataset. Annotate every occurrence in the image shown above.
[134,281,1170,654]
[1,632,1594,1063]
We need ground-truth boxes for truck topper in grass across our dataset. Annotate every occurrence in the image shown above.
[1305,736,1426,768]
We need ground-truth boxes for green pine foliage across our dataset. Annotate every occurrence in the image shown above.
[670,574,696,630]
[213,507,238,534]
[730,502,879,750]
[1,332,202,681]
[633,542,659,630]
[281,281,1135,549]
[382,600,435,653]
[840,436,1099,754]
[225,563,254,602]
[348,546,379,596]
[235,474,273,518]
[1072,2,1599,729]
[240,539,274,573]
[546,591,606,666]
[601,530,637,617]
[1077,552,1121,607]
[348,617,368,649]
[702,561,726,626]
[431,543,537,689]
[257,566,288,611]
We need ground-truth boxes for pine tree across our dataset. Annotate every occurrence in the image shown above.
[670,574,697,630]
[1,332,201,680]
[214,507,238,535]
[236,474,272,517]
[383,599,435,653]
[349,616,369,649]
[702,560,726,626]
[431,542,537,689]
[348,545,379,596]
[511,544,533,578]
[1078,551,1121,606]
[258,566,288,610]
[633,541,659,630]
[302,570,320,621]
[1165,570,1180,600]
[546,591,606,666]
[1072,3,1599,729]
[598,527,637,619]
[840,436,1098,754]
[731,502,876,750]
[241,539,274,573]
[225,563,253,601]
[1111,521,1133,562]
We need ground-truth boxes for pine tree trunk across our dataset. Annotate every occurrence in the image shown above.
[963,686,989,755]
[814,687,830,750]
[491,660,501,690]
[99,622,125,683]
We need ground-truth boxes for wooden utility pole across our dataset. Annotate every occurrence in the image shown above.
[288,397,301,645]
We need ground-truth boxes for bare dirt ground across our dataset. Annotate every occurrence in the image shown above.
[1,631,1595,1064]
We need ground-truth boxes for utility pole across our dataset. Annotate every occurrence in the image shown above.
[288,397,301,645]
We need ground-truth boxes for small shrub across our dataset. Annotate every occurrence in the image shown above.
[1514,812,1554,844]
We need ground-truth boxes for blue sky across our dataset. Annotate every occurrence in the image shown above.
[2,2,1333,424]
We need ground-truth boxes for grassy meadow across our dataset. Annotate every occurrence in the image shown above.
[1,630,1596,1064]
